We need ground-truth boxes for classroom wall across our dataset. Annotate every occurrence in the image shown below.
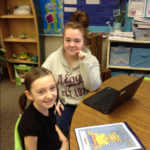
[44,36,108,67]
[44,36,63,59]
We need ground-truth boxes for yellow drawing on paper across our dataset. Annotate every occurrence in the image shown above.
[87,130,122,150]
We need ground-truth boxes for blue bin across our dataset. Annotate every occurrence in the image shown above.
[111,71,129,77]
[109,46,131,66]
[130,48,150,68]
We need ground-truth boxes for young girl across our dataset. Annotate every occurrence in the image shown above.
[42,10,101,137]
[18,67,68,150]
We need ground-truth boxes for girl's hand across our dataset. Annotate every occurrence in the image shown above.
[77,50,86,59]
[56,125,69,150]
[60,139,69,150]
[55,104,64,116]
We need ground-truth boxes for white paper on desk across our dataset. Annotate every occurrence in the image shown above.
[86,0,100,5]
[76,131,91,150]
[64,7,77,12]
[75,122,145,150]
[64,0,77,5]
[128,0,146,17]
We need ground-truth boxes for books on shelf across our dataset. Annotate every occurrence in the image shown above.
[75,122,145,150]
[134,17,150,24]
[133,17,150,30]
[109,31,134,41]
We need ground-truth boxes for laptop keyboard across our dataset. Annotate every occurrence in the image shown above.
[84,87,119,113]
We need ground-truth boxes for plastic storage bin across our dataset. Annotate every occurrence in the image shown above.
[109,46,131,66]
[134,29,150,41]
[130,48,150,68]
[111,70,129,77]
[14,64,34,86]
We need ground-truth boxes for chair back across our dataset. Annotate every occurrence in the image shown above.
[14,114,23,150]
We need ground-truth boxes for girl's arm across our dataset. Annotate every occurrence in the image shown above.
[79,53,102,91]
[24,136,38,150]
[55,125,69,150]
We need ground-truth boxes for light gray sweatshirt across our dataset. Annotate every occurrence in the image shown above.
[42,46,101,105]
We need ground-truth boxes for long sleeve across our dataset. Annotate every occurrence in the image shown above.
[79,53,102,91]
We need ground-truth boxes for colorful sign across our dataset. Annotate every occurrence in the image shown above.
[38,0,63,34]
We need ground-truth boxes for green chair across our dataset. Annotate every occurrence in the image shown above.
[144,77,150,81]
[14,114,23,150]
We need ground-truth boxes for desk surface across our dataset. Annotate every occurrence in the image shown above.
[69,75,150,149]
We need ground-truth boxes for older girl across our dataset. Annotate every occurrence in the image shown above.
[42,10,101,137]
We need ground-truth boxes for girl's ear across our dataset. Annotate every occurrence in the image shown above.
[24,90,33,101]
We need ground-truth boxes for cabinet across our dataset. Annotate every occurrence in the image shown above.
[0,0,41,82]
[106,39,150,76]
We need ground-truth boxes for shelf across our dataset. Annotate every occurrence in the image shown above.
[106,39,150,75]
[109,39,150,44]
[4,37,37,43]
[0,0,43,82]
[0,15,34,19]
[8,58,38,64]
[108,65,150,71]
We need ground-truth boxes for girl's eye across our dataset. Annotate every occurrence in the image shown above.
[38,90,45,94]
[75,40,80,43]
[50,86,56,91]
[65,39,70,42]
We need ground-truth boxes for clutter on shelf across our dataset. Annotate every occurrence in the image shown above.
[20,32,27,39]
[12,52,38,63]
[0,48,7,75]
[132,17,150,41]
[13,5,31,15]
[14,64,34,86]
[108,30,134,41]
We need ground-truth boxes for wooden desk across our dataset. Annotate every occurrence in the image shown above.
[70,75,150,149]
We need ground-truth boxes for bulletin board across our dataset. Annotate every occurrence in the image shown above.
[63,0,121,26]
[36,0,128,35]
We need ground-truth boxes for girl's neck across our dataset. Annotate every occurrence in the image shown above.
[63,50,78,67]
[33,102,49,116]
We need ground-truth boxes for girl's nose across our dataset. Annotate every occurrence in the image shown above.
[70,41,75,46]
[46,92,52,98]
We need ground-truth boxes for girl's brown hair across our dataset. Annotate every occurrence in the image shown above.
[64,10,89,44]
[18,67,58,113]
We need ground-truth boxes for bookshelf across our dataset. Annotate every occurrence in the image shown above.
[106,39,150,76]
[0,0,42,82]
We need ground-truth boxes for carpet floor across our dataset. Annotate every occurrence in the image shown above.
[0,77,24,150]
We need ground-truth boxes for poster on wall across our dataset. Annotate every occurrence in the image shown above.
[38,0,64,35]
[128,0,146,17]
[146,0,150,17]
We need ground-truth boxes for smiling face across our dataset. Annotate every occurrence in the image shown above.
[25,74,57,115]
[63,28,84,57]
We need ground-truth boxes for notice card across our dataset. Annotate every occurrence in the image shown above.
[86,0,100,5]
[64,0,77,5]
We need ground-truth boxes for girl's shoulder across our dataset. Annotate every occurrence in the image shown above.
[19,103,39,126]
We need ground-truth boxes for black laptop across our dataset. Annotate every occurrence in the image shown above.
[83,76,144,114]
